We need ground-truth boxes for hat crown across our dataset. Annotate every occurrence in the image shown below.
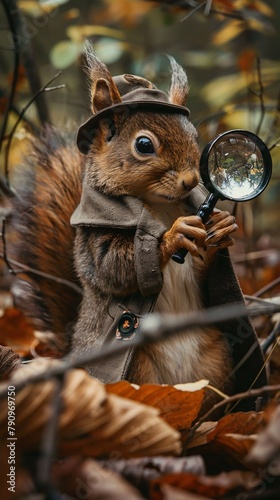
[112,74,172,105]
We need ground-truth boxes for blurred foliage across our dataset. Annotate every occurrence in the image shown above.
[0,0,280,282]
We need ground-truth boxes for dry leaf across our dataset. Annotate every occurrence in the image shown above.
[207,411,264,443]
[0,360,181,460]
[99,455,205,496]
[247,404,280,466]
[213,20,244,45]
[96,0,155,27]
[211,433,257,462]
[106,380,207,430]
[150,470,261,500]
[66,25,124,42]
[185,422,218,450]
[160,484,211,500]
[52,457,143,499]
[0,307,36,356]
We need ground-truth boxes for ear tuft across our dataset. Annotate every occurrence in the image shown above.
[168,56,189,106]
[83,40,122,113]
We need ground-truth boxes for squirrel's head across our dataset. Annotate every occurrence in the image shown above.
[78,43,200,203]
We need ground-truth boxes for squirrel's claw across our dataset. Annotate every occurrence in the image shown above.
[205,211,237,249]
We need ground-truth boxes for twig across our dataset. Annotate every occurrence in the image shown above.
[269,136,280,151]
[232,249,279,264]
[35,374,65,497]
[266,87,280,146]
[0,253,82,295]
[0,301,279,399]
[0,218,15,274]
[255,276,280,297]
[0,174,15,198]
[0,0,21,157]
[180,1,206,22]
[255,56,265,136]
[262,322,280,353]
[204,0,212,16]
[244,295,278,306]
[4,73,65,185]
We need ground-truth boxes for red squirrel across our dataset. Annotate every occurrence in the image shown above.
[9,45,266,408]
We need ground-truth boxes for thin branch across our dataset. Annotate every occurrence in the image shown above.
[0,254,82,295]
[35,374,65,495]
[204,0,212,16]
[0,174,15,198]
[0,0,21,156]
[4,73,65,185]
[255,276,280,297]
[269,136,280,151]
[244,295,279,306]
[255,56,265,136]
[232,249,279,264]
[0,300,279,400]
[180,1,206,22]
[266,87,280,146]
[262,322,280,353]
[0,218,15,274]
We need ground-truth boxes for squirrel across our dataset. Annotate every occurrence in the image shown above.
[8,45,267,409]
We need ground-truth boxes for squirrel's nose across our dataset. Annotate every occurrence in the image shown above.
[181,173,199,191]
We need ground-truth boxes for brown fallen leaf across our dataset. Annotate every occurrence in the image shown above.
[0,306,63,358]
[106,380,208,430]
[210,433,257,464]
[185,422,218,450]
[247,404,280,466]
[207,411,264,443]
[52,457,144,499]
[150,470,261,500]
[0,307,36,356]
[0,360,181,460]
[184,411,264,461]
[161,484,210,500]
[99,455,205,496]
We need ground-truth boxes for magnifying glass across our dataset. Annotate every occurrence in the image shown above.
[172,129,272,264]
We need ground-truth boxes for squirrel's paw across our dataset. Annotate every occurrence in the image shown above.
[205,210,238,249]
[160,215,207,267]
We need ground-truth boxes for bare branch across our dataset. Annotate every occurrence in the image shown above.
[0,218,15,275]
[4,72,65,186]
[0,300,279,400]
[255,56,265,136]
[0,254,82,295]
[0,0,21,157]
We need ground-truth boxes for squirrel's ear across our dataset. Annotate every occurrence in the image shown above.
[168,56,189,107]
[84,42,122,113]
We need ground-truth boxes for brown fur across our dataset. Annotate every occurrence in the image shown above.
[9,127,83,352]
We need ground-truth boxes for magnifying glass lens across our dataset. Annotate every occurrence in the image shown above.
[208,133,265,199]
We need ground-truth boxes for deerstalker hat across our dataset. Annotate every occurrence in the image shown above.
[77,73,190,154]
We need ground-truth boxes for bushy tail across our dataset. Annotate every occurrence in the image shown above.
[8,125,83,354]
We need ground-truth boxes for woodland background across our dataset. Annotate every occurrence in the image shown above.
[1,0,280,293]
[1,1,280,499]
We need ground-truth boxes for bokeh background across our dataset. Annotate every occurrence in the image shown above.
[0,0,280,295]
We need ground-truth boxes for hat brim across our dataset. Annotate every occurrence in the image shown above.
[77,100,190,154]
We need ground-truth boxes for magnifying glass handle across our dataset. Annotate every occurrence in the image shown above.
[171,192,218,264]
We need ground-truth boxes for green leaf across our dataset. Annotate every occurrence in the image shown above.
[94,38,126,64]
[50,40,82,69]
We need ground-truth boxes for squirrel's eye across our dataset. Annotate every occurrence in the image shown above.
[135,136,155,155]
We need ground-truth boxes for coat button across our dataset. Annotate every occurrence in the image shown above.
[116,311,139,340]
